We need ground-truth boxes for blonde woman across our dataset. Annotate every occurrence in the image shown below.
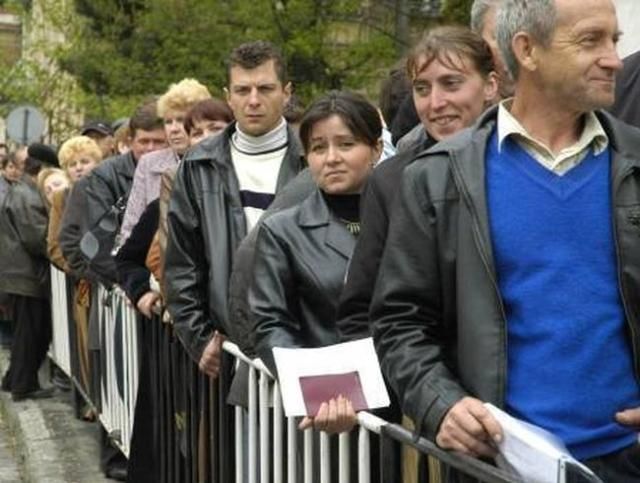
[36,168,70,206]
[47,136,102,270]
[47,135,102,416]
[118,78,212,246]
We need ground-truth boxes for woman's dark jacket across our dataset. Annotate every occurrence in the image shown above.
[370,106,640,443]
[58,176,92,280]
[249,189,357,374]
[115,199,159,305]
[336,133,435,341]
[164,123,304,363]
[227,169,315,357]
[610,49,640,129]
[0,179,49,298]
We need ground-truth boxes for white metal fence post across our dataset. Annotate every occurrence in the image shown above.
[259,371,270,483]
[357,426,370,483]
[304,428,313,483]
[339,431,350,483]
[320,431,331,483]
[235,405,244,483]
[248,365,258,483]
[273,383,284,483]
[287,417,297,483]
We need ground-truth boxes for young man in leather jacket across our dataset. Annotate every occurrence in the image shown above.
[164,41,304,377]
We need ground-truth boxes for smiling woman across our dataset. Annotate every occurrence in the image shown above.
[408,26,499,141]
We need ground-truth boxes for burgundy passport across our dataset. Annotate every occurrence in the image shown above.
[299,371,368,416]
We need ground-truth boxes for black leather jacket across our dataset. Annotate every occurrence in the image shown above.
[227,169,315,357]
[371,107,640,442]
[337,134,435,341]
[84,151,136,285]
[249,189,356,374]
[164,123,304,363]
[0,179,49,298]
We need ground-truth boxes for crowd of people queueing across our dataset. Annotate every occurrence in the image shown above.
[2,0,640,481]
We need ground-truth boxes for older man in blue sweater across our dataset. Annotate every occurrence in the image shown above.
[371,0,640,480]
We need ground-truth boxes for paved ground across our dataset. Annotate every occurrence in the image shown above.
[0,408,22,482]
[0,348,112,483]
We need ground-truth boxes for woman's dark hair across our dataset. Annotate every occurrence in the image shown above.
[406,25,495,81]
[183,98,235,135]
[378,59,412,127]
[283,94,305,125]
[1,153,15,169]
[24,156,43,177]
[299,91,382,154]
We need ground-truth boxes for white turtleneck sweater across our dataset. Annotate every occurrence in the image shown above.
[230,119,288,231]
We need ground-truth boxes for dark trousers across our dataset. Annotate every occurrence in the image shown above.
[580,443,640,482]
[126,316,157,483]
[100,428,128,474]
[1,295,51,395]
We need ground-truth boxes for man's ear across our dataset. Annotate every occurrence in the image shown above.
[224,86,231,105]
[484,71,500,105]
[512,31,538,74]
[283,81,292,103]
[369,138,383,168]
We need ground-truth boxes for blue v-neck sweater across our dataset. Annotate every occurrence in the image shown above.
[486,131,640,460]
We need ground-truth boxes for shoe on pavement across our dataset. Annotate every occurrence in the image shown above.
[105,465,128,481]
[52,371,72,392]
[12,386,56,401]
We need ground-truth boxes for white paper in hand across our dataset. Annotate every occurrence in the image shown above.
[273,337,390,417]
[484,404,601,483]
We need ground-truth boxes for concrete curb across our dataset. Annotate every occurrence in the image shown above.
[0,348,110,482]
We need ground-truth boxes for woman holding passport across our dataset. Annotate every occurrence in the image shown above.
[249,90,382,434]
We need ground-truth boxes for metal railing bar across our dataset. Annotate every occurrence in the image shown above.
[320,431,330,483]
[339,432,350,483]
[49,274,539,483]
[259,370,270,483]
[287,415,297,483]
[234,406,244,483]
[380,423,521,483]
[304,428,313,483]
[357,426,370,483]
[273,383,284,483]
[248,364,258,483]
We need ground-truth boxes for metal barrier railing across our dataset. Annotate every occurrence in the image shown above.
[96,285,139,457]
[49,265,72,376]
[48,269,526,482]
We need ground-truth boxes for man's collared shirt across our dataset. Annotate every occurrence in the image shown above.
[497,100,609,176]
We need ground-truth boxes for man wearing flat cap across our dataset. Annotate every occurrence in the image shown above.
[81,120,115,159]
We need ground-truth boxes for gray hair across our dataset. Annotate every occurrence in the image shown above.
[496,0,557,80]
[470,0,501,33]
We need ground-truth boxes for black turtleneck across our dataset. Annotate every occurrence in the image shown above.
[321,191,361,236]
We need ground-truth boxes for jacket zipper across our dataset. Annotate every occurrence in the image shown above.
[449,150,509,406]
[612,166,640,381]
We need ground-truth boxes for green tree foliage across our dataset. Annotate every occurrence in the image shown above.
[441,0,473,26]
[57,0,398,118]
[0,0,477,132]
[0,0,84,142]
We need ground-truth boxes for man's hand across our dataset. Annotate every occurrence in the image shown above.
[198,331,225,378]
[136,291,160,319]
[616,407,640,428]
[298,395,357,434]
[436,397,502,458]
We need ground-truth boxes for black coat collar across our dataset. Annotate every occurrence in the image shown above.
[297,189,354,259]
